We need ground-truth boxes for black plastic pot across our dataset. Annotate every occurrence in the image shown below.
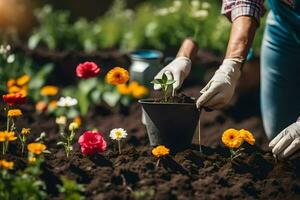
[139,99,200,152]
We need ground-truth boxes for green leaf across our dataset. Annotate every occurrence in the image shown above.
[150,79,162,85]
[162,73,168,83]
[166,80,176,85]
[102,91,121,107]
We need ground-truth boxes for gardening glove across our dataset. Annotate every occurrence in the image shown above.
[196,58,242,109]
[153,57,192,90]
[269,121,300,159]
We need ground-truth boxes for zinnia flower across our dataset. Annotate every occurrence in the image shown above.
[152,145,170,158]
[76,61,100,79]
[0,131,17,142]
[7,79,16,88]
[0,159,14,169]
[105,67,129,85]
[7,109,22,117]
[16,74,30,86]
[21,128,31,135]
[40,85,59,96]
[57,96,78,107]
[78,130,107,155]
[3,93,27,106]
[109,128,127,141]
[222,128,243,149]
[27,143,47,155]
[240,129,255,145]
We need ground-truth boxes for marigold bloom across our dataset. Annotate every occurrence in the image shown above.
[21,128,31,135]
[76,62,100,79]
[49,100,57,109]
[240,129,255,145]
[3,93,27,106]
[222,128,243,149]
[128,81,139,91]
[0,131,17,142]
[7,79,16,88]
[152,145,170,158]
[8,85,21,93]
[110,128,127,141]
[7,109,22,117]
[117,84,131,95]
[0,159,14,169]
[36,101,48,112]
[73,116,82,127]
[105,67,129,85]
[132,86,148,98]
[17,75,30,86]
[27,143,47,155]
[40,85,59,96]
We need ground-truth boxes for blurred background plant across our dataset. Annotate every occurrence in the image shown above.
[22,0,265,54]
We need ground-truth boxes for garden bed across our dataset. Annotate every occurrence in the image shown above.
[3,85,300,200]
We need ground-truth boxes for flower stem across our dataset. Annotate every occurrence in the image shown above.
[118,140,121,154]
[155,159,160,169]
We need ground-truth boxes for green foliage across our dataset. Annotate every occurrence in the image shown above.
[57,177,85,200]
[151,72,175,102]
[0,159,47,200]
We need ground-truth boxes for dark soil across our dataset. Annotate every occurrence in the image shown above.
[2,85,300,200]
[154,93,196,104]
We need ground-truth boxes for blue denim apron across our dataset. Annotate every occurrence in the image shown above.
[260,0,300,138]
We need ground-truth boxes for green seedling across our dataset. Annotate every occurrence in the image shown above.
[151,72,175,102]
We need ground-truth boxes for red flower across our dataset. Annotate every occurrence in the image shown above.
[78,131,107,155]
[3,93,27,106]
[76,62,100,79]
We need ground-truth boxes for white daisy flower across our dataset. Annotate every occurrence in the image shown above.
[57,96,78,107]
[110,128,127,141]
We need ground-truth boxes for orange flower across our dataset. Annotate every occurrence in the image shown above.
[7,79,16,88]
[152,145,170,158]
[105,67,129,85]
[132,85,148,98]
[40,86,59,96]
[28,157,36,163]
[128,81,139,91]
[222,128,243,149]
[16,74,30,86]
[27,143,47,155]
[21,128,31,135]
[49,100,57,109]
[73,116,82,127]
[0,159,14,169]
[240,129,255,145]
[8,85,21,93]
[117,84,131,95]
[7,109,22,117]
[0,131,17,142]
[36,101,48,112]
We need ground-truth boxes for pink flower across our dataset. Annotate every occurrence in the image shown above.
[78,131,107,155]
[76,62,100,79]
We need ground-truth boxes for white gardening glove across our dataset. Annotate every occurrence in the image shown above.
[153,57,192,90]
[196,58,242,109]
[269,121,300,159]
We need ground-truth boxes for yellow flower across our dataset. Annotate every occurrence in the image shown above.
[8,85,21,93]
[105,67,129,85]
[27,143,47,155]
[40,85,59,96]
[240,129,255,145]
[117,84,131,95]
[7,79,16,88]
[132,85,148,99]
[0,131,17,142]
[152,145,170,158]
[69,122,79,131]
[222,128,243,149]
[17,75,30,86]
[128,81,139,91]
[0,159,14,169]
[28,156,36,163]
[56,116,67,125]
[7,109,23,117]
[21,128,31,135]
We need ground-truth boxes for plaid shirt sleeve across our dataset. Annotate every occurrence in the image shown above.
[222,0,266,23]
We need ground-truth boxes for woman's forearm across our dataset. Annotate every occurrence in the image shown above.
[225,16,258,63]
[176,38,198,62]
